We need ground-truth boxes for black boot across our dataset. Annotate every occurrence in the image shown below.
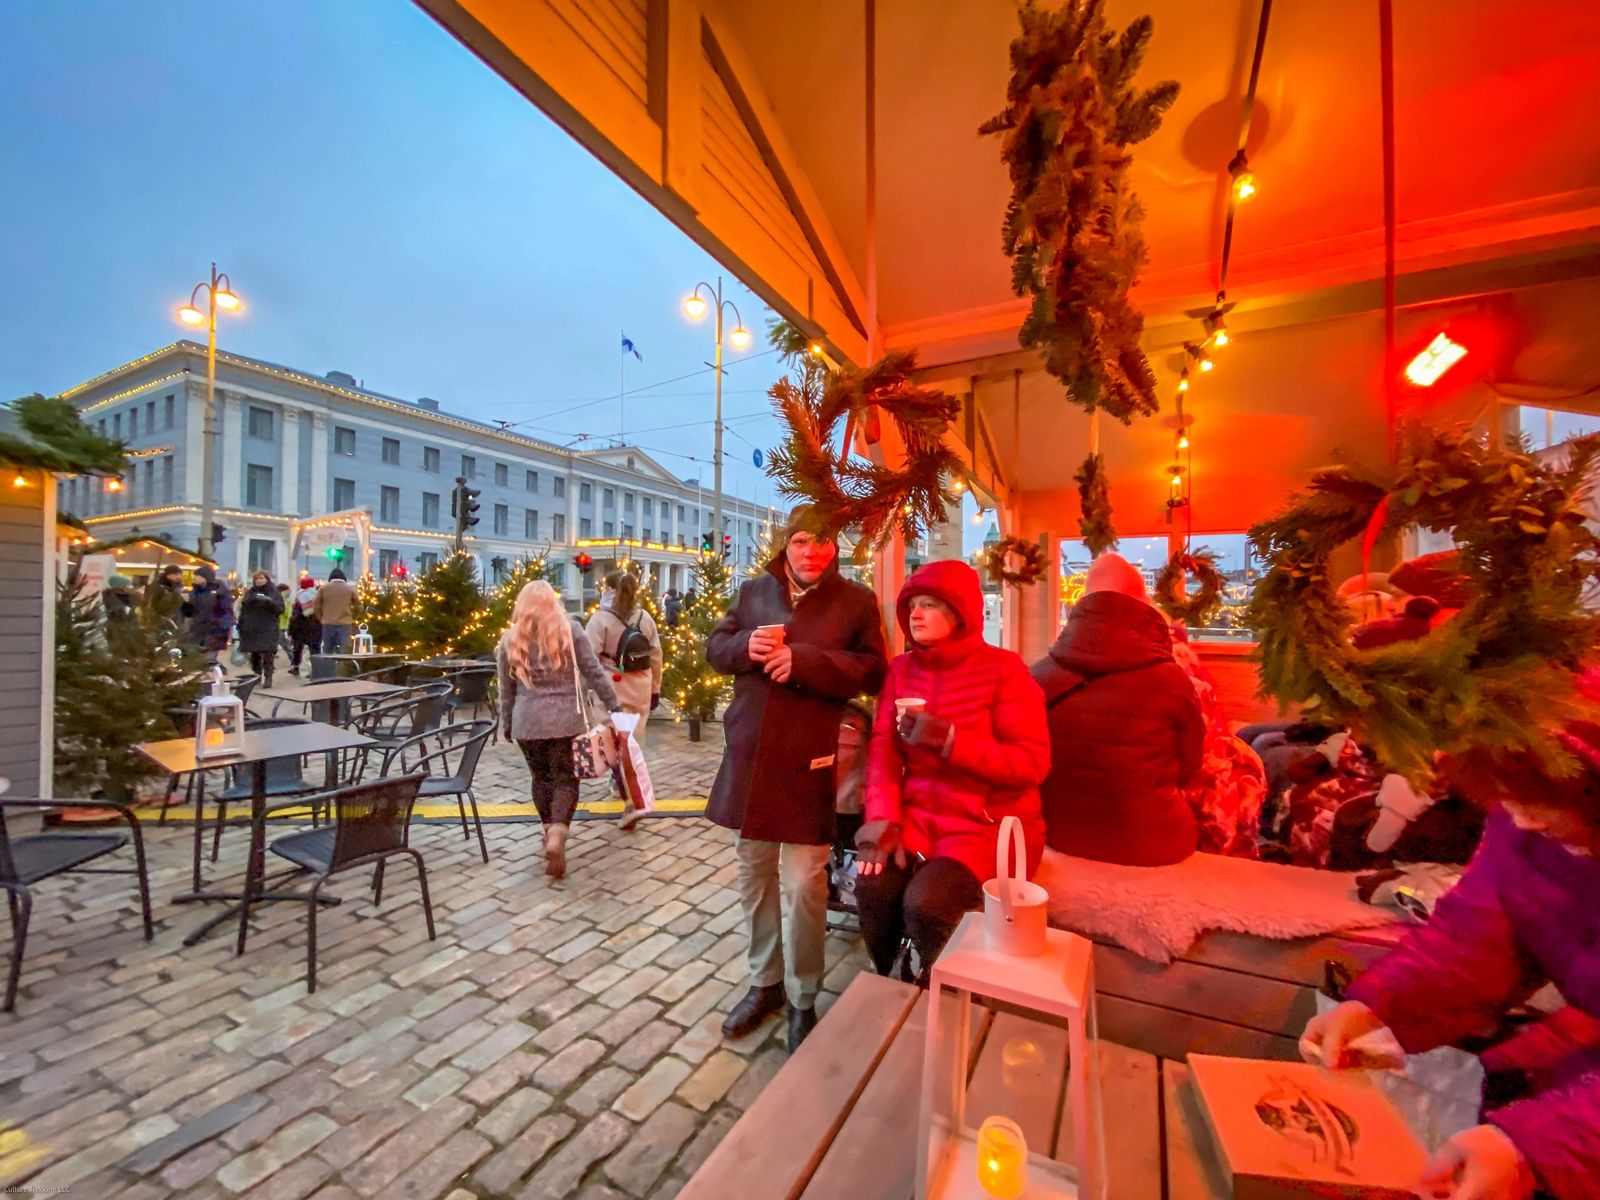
[720,983,785,1038]
[787,1004,818,1052]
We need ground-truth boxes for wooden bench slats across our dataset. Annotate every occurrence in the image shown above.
[800,993,928,1200]
[1095,947,1318,1039]
[1162,1062,1233,1200]
[1057,1041,1163,1200]
[1099,995,1301,1063]
[678,972,919,1200]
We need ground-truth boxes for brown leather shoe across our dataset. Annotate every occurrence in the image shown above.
[720,983,785,1038]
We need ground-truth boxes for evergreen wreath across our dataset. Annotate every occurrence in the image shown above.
[767,349,961,560]
[3,394,126,474]
[1155,548,1224,625]
[984,536,1046,587]
[1247,426,1600,784]
[980,2,1179,422]
[1074,452,1119,555]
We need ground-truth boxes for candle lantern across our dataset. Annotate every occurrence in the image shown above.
[917,828,1104,1199]
[193,667,245,761]
[351,623,375,655]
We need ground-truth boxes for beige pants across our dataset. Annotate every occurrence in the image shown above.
[734,836,831,1009]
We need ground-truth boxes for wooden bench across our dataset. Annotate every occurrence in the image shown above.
[680,972,1237,1200]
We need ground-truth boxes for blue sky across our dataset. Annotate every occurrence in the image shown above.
[0,0,785,509]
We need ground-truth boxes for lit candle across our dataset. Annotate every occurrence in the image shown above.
[204,727,224,748]
[976,1115,1027,1199]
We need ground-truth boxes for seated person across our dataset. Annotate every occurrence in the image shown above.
[1302,708,1600,1200]
[856,560,1049,980]
[1031,553,1204,866]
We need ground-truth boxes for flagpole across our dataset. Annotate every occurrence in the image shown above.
[619,329,626,446]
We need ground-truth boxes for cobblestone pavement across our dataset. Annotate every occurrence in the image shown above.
[0,722,873,1199]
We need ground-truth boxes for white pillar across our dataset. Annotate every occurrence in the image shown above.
[280,407,301,517]
[309,414,329,513]
[220,392,242,508]
[183,381,205,503]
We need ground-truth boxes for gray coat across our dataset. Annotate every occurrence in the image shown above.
[497,617,620,743]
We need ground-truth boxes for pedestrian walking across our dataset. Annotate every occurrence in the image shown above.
[706,504,888,1050]
[663,589,682,628]
[186,565,234,663]
[585,570,662,829]
[497,581,619,880]
[287,575,321,675]
[238,570,285,686]
[314,567,356,653]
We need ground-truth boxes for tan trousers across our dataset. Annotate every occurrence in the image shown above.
[734,836,831,1009]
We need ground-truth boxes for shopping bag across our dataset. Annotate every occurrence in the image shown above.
[610,711,654,815]
[568,641,619,779]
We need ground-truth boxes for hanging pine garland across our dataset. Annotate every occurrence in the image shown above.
[1155,548,1224,626]
[1074,452,1118,555]
[984,536,1046,587]
[766,350,961,560]
[3,394,126,473]
[980,2,1178,422]
[1248,426,1600,784]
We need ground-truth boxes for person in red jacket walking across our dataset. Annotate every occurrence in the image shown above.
[856,560,1051,980]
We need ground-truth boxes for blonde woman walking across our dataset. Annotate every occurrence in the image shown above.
[497,581,619,879]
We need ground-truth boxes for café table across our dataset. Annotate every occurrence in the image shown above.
[258,679,403,725]
[311,651,405,679]
[135,722,375,950]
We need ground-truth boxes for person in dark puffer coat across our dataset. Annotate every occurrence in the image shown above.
[857,560,1050,979]
[1032,553,1204,866]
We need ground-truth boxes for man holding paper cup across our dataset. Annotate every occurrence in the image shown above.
[706,504,888,1051]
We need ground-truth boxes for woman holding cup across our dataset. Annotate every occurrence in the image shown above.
[857,560,1051,982]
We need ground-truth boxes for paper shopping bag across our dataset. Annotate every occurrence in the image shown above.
[610,712,654,815]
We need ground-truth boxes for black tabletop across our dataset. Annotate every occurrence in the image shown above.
[257,681,404,703]
[135,723,375,776]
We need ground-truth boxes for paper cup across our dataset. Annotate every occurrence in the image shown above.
[757,623,788,648]
[894,698,927,718]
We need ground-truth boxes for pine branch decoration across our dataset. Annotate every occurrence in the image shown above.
[982,1,1178,423]
[1074,451,1119,555]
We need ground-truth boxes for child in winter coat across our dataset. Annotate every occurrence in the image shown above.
[856,560,1050,980]
[1303,689,1600,1200]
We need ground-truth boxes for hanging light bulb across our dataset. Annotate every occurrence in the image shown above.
[1177,368,1190,393]
[1229,150,1257,202]
[1178,432,1190,451]
[1204,310,1231,348]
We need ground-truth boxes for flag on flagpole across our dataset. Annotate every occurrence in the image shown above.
[621,334,642,362]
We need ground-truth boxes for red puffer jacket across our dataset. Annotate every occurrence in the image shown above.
[865,560,1051,881]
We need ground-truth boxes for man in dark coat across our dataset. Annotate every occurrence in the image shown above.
[706,504,888,1050]
[186,565,235,663]
[1031,552,1204,866]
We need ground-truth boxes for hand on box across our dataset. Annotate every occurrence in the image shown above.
[763,645,794,684]
[1416,1124,1536,1200]
[1299,1000,1397,1069]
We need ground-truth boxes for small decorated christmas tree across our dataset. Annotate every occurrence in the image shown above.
[662,553,735,737]
[403,550,483,658]
[455,555,551,656]
[355,572,419,652]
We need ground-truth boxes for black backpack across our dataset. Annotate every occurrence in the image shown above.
[615,612,653,674]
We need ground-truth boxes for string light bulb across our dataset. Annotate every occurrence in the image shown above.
[1229,150,1256,202]
[11,472,27,488]
[1204,309,1230,348]
[1177,368,1190,393]
[1178,433,1190,451]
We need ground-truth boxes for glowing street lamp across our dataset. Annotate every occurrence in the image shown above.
[176,263,241,559]
[681,277,749,554]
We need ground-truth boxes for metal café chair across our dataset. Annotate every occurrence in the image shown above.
[261,773,434,992]
[445,667,499,736]
[378,721,495,864]
[344,685,452,776]
[208,717,320,861]
[1,798,153,1012]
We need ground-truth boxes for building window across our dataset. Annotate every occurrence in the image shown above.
[579,481,591,503]
[525,470,538,491]
[129,408,139,439]
[623,493,635,514]
[165,393,176,429]
[603,521,615,537]
[493,503,508,535]
[461,454,476,479]
[554,477,566,498]
[422,492,440,527]
[245,463,273,509]
[423,446,440,472]
[332,478,355,510]
[603,488,615,509]
[552,513,566,541]
[642,528,652,542]
[419,551,439,572]
[678,505,686,522]
[377,548,400,577]
[642,497,653,517]
[380,486,400,523]
[548,563,565,591]
[494,462,509,487]
[247,539,275,575]
[580,517,593,538]
[382,437,400,465]
[334,426,356,456]
[621,524,634,539]
[677,534,686,548]
[145,399,155,430]
[162,454,174,502]
[524,509,539,539]
[112,412,122,439]
[744,520,752,540]
[247,406,274,439]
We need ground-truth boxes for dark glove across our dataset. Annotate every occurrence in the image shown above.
[899,710,955,757]
[855,819,908,872]
[650,693,661,712]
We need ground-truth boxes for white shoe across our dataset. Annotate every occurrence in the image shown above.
[617,801,642,831]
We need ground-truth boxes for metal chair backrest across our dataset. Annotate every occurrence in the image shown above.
[394,720,494,787]
[407,693,451,739]
[232,674,260,708]
[449,668,496,706]
[328,774,426,868]
[236,717,313,792]
[309,655,338,682]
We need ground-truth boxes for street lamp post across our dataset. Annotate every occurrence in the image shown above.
[681,276,750,561]
[178,263,240,561]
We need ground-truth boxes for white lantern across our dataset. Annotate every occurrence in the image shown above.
[193,667,245,761]
[917,916,1104,1200]
[351,623,375,656]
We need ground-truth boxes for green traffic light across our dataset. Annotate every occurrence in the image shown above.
[326,547,343,561]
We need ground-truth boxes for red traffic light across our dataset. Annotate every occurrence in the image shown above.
[391,563,408,579]
[574,553,593,573]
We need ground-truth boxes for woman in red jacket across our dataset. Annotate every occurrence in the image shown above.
[856,560,1051,980]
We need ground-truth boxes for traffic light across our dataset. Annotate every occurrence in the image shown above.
[325,546,343,562]
[210,522,227,547]
[574,552,593,574]
[452,476,481,543]
[391,562,408,579]
[722,533,732,559]
[700,532,713,553]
